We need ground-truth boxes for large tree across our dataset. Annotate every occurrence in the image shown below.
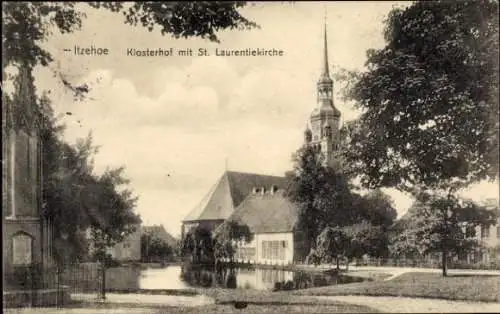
[342,221,388,266]
[352,189,397,228]
[338,0,499,276]
[180,226,215,264]
[38,91,142,267]
[141,233,173,263]
[315,226,350,270]
[39,94,99,266]
[341,1,498,191]
[285,145,353,258]
[89,166,141,263]
[212,220,253,263]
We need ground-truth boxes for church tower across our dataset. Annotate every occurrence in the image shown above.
[304,21,342,168]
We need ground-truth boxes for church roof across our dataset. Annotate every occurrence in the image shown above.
[310,102,341,118]
[183,171,286,222]
[226,190,298,234]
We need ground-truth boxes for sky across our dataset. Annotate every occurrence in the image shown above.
[27,2,498,238]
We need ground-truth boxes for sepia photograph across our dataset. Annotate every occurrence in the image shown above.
[2,1,499,313]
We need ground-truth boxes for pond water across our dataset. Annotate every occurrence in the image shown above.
[138,265,364,291]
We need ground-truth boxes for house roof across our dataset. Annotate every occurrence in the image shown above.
[183,171,286,222]
[226,190,298,234]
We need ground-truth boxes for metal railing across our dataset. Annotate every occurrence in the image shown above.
[353,257,500,270]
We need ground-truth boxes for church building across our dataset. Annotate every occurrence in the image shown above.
[182,22,342,264]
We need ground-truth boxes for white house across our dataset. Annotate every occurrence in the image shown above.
[224,187,306,265]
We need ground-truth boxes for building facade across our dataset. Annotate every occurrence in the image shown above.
[228,188,305,264]
[106,228,142,262]
[2,64,54,291]
[470,199,500,264]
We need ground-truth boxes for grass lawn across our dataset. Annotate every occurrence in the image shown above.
[293,272,500,302]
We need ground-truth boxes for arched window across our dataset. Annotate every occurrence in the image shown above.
[324,125,331,139]
[12,232,33,266]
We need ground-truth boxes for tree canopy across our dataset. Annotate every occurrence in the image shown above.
[315,226,350,269]
[141,233,173,263]
[213,220,253,262]
[286,143,398,261]
[285,144,352,256]
[180,226,215,264]
[39,91,141,266]
[340,0,499,193]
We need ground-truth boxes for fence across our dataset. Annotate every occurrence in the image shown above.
[3,262,143,308]
[354,257,500,270]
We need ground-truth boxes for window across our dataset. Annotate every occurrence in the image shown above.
[12,233,33,266]
[261,240,288,260]
[481,225,490,238]
[324,126,331,138]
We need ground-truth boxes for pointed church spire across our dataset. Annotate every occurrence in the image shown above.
[322,10,329,78]
[318,9,332,85]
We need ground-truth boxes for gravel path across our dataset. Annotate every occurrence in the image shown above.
[314,295,500,313]
[71,293,214,307]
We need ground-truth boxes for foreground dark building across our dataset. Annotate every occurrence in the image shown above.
[2,64,58,306]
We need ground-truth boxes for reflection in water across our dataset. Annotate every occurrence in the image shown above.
[140,266,190,290]
[139,264,364,291]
